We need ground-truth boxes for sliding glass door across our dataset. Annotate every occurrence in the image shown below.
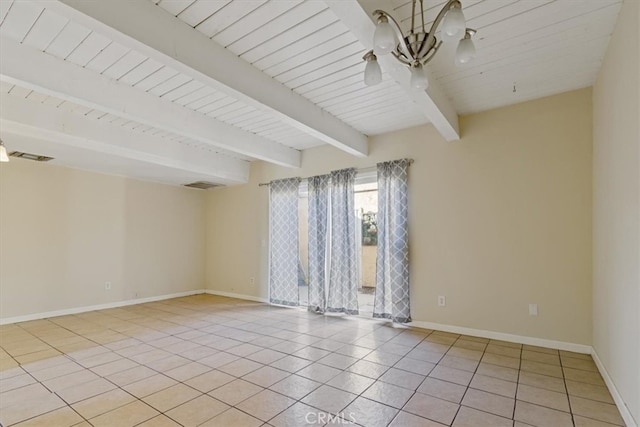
[354,182,378,318]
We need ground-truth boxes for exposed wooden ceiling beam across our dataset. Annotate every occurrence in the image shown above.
[44,0,369,157]
[0,37,300,168]
[325,0,461,141]
[0,94,250,185]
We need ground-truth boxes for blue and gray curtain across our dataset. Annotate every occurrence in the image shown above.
[373,159,411,323]
[326,168,359,315]
[269,161,410,321]
[269,177,301,306]
[307,174,329,313]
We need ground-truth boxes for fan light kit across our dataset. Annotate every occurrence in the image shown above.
[363,0,477,90]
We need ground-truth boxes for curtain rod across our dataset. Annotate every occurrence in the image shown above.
[258,159,414,187]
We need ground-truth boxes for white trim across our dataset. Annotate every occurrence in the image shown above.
[204,289,269,304]
[591,349,638,427]
[1,95,249,185]
[408,320,592,354]
[0,38,300,168]
[0,290,205,325]
[49,0,368,157]
[355,168,378,186]
[297,166,377,197]
[325,0,460,141]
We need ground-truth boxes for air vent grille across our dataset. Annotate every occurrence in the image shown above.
[9,151,54,162]
[183,181,223,190]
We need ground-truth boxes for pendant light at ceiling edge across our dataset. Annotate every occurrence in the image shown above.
[363,0,477,90]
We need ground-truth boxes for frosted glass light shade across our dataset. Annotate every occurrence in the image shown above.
[0,143,8,163]
[440,28,461,43]
[373,20,396,55]
[455,37,476,64]
[364,58,382,86]
[410,64,428,90]
[442,7,466,37]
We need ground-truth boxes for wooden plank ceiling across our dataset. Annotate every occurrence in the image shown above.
[158,0,429,135]
[0,0,622,186]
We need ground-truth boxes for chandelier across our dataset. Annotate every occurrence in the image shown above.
[363,0,476,90]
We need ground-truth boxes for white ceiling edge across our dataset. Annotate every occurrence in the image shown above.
[0,94,251,186]
[46,0,369,157]
[0,36,301,168]
[0,132,239,189]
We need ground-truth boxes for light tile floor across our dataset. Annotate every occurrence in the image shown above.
[298,286,374,318]
[0,295,625,427]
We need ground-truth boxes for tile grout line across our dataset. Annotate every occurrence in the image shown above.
[513,342,523,422]
[376,328,438,426]
[559,353,578,427]
[451,335,492,426]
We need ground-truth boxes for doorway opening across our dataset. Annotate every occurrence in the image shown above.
[354,182,378,317]
[295,178,379,317]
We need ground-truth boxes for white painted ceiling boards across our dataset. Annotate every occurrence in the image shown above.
[0,0,622,186]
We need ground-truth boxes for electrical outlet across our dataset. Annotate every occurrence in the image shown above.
[438,296,446,307]
[249,277,255,285]
[529,303,538,316]
[104,282,111,291]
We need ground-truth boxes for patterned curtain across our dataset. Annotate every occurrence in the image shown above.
[355,207,363,288]
[327,168,359,315]
[373,159,411,323]
[307,175,330,313]
[269,177,301,306]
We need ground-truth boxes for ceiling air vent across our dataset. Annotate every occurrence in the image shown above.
[183,181,223,190]
[9,151,54,162]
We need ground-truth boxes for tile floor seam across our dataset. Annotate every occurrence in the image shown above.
[451,333,489,426]
[326,328,434,424]
[75,366,171,422]
[513,343,523,421]
[7,395,93,427]
[434,343,460,394]
[559,350,578,427]
[27,322,238,425]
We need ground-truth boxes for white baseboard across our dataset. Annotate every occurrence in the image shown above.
[0,288,267,325]
[591,349,638,427]
[204,289,269,303]
[0,289,206,325]
[408,320,592,354]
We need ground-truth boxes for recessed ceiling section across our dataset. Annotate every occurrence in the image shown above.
[3,132,231,188]
[0,81,252,162]
[0,81,251,186]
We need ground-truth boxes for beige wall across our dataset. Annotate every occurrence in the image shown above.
[592,0,640,423]
[206,88,593,345]
[0,159,206,319]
